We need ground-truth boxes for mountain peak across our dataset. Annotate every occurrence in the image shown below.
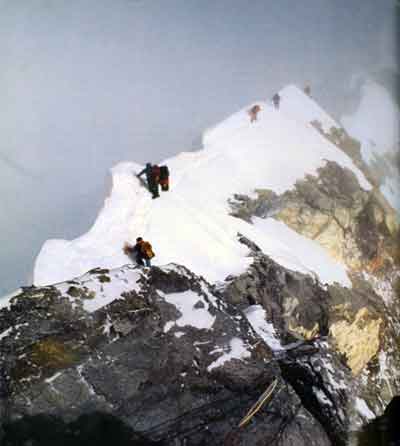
[278,84,338,131]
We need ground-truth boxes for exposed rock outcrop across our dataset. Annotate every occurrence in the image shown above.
[230,161,398,273]
[1,264,351,446]
[228,160,400,431]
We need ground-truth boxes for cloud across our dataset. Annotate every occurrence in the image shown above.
[0,152,40,180]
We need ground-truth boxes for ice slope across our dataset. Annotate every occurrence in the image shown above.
[34,85,371,288]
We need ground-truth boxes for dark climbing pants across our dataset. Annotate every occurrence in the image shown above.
[149,181,159,198]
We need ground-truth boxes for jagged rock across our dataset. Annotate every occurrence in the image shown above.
[230,160,399,275]
[356,396,400,445]
[223,237,400,432]
[0,263,350,445]
[330,307,383,375]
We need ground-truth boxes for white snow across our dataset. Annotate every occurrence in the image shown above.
[163,290,216,332]
[380,176,400,214]
[355,397,375,420]
[378,350,394,398]
[0,288,21,310]
[55,265,142,313]
[102,315,113,335]
[363,272,395,305]
[314,387,333,407]
[250,218,351,286]
[243,305,282,350]
[279,85,338,133]
[0,322,29,341]
[45,372,63,384]
[34,85,369,288]
[321,356,347,391]
[77,365,97,396]
[0,326,13,340]
[207,337,251,371]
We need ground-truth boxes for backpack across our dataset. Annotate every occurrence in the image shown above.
[159,165,169,180]
[141,241,155,259]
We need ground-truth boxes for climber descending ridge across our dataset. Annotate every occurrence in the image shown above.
[123,237,155,267]
[137,163,159,199]
[248,104,261,123]
[137,163,170,197]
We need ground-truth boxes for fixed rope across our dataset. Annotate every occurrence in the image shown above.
[237,378,279,428]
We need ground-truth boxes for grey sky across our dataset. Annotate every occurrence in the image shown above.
[0,0,397,295]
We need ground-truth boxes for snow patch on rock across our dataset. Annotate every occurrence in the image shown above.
[207,337,251,371]
[163,290,216,332]
[243,305,282,350]
[55,265,142,312]
[355,397,375,420]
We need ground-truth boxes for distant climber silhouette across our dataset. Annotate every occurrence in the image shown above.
[272,93,281,109]
[137,163,159,199]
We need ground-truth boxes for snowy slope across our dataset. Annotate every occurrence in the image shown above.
[34,85,371,288]
[278,85,338,132]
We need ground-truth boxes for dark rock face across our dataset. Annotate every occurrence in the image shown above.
[228,160,400,431]
[222,245,351,445]
[0,263,350,445]
[311,121,400,200]
[357,397,400,446]
[222,248,331,342]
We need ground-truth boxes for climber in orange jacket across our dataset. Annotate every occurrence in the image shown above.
[123,237,155,267]
[248,104,261,123]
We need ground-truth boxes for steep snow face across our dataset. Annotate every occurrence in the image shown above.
[34,85,369,287]
[278,84,338,133]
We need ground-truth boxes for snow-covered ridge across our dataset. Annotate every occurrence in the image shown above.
[34,85,371,287]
